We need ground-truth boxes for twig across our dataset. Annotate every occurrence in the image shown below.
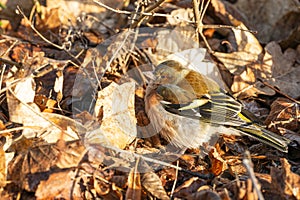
[93,0,193,24]
[17,6,83,65]
[0,64,6,92]
[170,160,179,199]
[131,0,166,28]
[0,126,44,136]
[93,0,257,33]
[103,145,212,179]
[243,151,265,200]
[257,78,300,104]
[17,6,63,50]
[92,1,142,87]
[0,58,22,69]
[0,39,19,58]
[193,0,213,53]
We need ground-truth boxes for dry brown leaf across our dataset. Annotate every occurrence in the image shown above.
[265,97,300,133]
[126,167,141,200]
[209,147,227,176]
[186,189,222,200]
[264,41,295,76]
[7,77,83,143]
[85,82,136,149]
[141,172,169,200]
[7,138,59,191]
[0,145,6,188]
[174,177,208,198]
[54,140,86,169]
[45,0,106,25]
[271,158,300,199]
[231,41,299,98]
[212,23,277,98]
[35,169,81,199]
[93,177,123,199]
[214,23,262,75]
[231,0,300,43]
[227,158,247,176]
[0,0,34,30]
[7,139,83,191]
[262,42,300,98]
[148,26,198,63]
[167,8,194,25]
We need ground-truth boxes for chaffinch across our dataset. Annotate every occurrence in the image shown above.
[145,60,290,152]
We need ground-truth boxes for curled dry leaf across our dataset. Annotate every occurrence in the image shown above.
[7,77,83,143]
[141,172,169,200]
[214,23,262,75]
[85,82,136,149]
[174,177,208,198]
[231,41,299,98]
[265,97,300,133]
[209,147,227,176]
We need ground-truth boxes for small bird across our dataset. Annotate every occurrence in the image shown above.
[145,60,290,152]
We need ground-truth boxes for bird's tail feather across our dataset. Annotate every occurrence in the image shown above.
[234,125,290,152]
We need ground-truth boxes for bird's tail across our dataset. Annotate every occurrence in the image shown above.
[234,125,290,152]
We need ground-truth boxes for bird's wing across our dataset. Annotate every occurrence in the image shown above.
[160,91,249,127]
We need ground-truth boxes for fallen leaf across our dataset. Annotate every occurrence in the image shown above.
[85,82,136,149]
[0,145,6,187]
[231,41,299,98]
[35,169,81,199]
[141,172,169,200]
[126,167,141,200]
[174,177,208,198]
[187,189,222,200]
[54,140,86,169]
[214,23,262,75]
[232,0,300,43]
[167,8,194,26]
[271,158,300,199]
[265,97,300,133]
[209,147,227,176]
[7,138,58,190]
[0,0,34,29]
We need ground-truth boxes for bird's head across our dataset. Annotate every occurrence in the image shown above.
[153,60,190,85]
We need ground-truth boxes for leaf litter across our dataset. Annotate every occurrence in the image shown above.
[0,0,299,199]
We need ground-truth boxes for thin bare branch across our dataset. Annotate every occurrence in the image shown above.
[243,151,265,200]
[17,6,64,50]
